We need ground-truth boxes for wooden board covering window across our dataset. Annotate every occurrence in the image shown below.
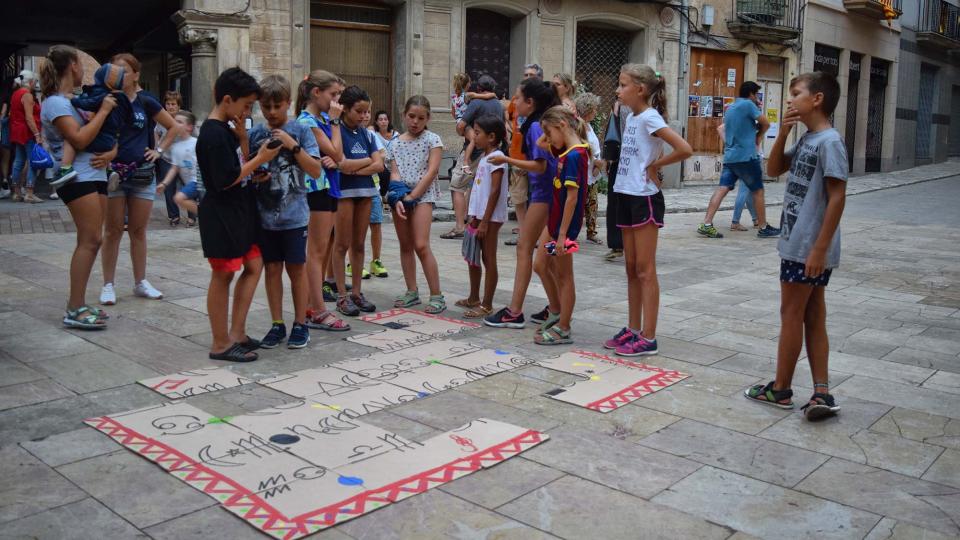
[687,48,745,154]
[311,22,392,113]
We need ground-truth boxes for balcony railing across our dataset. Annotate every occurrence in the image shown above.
[843,0,902,20]
[917,0,960,48]
[727,0,802,42]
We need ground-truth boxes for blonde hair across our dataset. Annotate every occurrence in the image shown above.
[39,45,78,98]
[259,74,291,104]
[540,105,587,144]
[453,72,471,95]
[621,63,668,121]
[574,92,601,118]
[553,72,575,96]
[295,69,344,113]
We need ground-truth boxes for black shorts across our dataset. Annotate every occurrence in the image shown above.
[615,191,665,229]
[57,181,107,205]
[260,226,308,264]
[307,189,338,212]
[780,259,832,287]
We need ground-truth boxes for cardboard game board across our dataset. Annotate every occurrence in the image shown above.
[345,328,439,352]
[537,350,689,412]
[360,308,480,337]
[139,367,255,398]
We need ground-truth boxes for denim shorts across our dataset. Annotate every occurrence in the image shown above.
[109,180,157,201]
[369,190,384,224]
[179,181,201,201]
[719,159,764,192]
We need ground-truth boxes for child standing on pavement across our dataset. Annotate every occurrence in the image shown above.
[604,64,691,357]
[387,95,446,313]
[198,67,279,362]
[156,110,201,226]
[532,106,590,345]
[250,75,324,349]
[745,72,848,420]
[459,115,508,319]
[295,70,349,332]
[331,85,383,316]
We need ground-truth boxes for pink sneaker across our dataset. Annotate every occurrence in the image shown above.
[616,335,659,357]
[604,327,636,350]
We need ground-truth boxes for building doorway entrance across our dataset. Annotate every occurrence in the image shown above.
[464,9,511,94]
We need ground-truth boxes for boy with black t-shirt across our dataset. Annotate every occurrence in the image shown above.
[197,67,280,362]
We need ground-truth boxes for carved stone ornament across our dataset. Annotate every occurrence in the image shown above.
[179,27,218,48]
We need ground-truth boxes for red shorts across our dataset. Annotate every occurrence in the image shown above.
[208,244,261,273]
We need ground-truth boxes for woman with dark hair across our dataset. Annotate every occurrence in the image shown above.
[39,45,119,328]
[369,110,398,197]
[9,70,43,203]
[98,52,180,306]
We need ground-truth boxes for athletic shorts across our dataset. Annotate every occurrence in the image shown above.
[179,181,201,201]
[719,159,764,192]
[307,189,338,212]
[260,226,308,264]
[208,244,261,273]
[529,175,553,204]
[57,180,107,205]
[615,192,665,229]
[780,259,832,287]
[369,191,384,224]
[508,168,529,206]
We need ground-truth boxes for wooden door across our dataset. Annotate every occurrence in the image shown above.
[465,9,511,94]
[687,48,745,155]
[311,22,392,113]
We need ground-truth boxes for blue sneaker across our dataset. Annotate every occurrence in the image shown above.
[260,323,286,349]
[757,225,781,238]
[287,323,310,349]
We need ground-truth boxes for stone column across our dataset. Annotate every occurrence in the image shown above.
[179,27,218,121]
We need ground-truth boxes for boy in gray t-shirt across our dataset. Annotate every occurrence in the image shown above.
[744,72,848,421]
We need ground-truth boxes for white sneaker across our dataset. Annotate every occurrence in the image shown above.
[134,279,163,300]
[0,188,10,199]
[48,192,59,200]
[100,283,117,305]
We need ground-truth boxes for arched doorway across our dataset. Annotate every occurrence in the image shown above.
[464,9,512,94]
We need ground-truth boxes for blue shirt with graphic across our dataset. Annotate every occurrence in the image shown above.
[248,120,320,230]
[116,92,163,164]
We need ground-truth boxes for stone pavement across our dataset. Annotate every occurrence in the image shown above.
[0,172,959,539]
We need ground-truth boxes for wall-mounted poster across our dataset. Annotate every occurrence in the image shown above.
[766,108,780,138]
[723,96,735,114]
[688,95,700,117]
[727,68,737,87]
[713,96,724,117]
[700,96,713,117]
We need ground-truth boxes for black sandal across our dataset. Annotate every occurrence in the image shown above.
[801,392,840,421]
[744,381,794,409]
[238,336,261,352]
[209,343,259,362]
[169,217,181,227]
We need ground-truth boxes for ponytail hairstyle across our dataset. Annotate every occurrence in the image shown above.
[540,105,587,145]
[472,114,507,154]
[339,85,370,112]
[518,77,560,155]
[40,45,78,98]
[621,63,668,121]
[295,69,344,113]
[452,72,471,95]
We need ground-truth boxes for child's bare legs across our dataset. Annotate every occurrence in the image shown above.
[264,262,284,322]
[324,229,335,283]
[61,141,76,169]
[774,282,817,390]
[554,252,575,331]
[229,256,263,344]
[208,269,235,353]
[287,263,307,324]
[533,229,561,315]
[307,210,335,310]
[507,202,549,313]
[174,192,198,217]
[412,202,441,296]
[480,222,502,307]
[333,200,355,296]
[350,198,372,294]
[370,223,382,261]
[392,207,418,292]
[804,286,830,393]
[623,224,660,338]
[467,262,482,304]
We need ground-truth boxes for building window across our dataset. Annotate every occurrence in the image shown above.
[575,24,631,113]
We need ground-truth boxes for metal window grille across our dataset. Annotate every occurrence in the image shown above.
[575,25,632,115]
[916,65,937,160]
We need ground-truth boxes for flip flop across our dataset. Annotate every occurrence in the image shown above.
[440,229,464,239]
[238,335,260,352]
[455,298,481,308]
[209,343,259,362]
[463,305,492,319]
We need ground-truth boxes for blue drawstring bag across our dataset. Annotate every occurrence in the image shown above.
[30,144,54,171]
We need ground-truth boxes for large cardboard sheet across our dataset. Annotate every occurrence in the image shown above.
[441,348,536,375]
[139,366,254,398]
[539,350,689,413]
[360,308,480,337]
[346,328,439,352]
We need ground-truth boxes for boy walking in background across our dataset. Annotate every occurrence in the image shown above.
[744,72,848,420]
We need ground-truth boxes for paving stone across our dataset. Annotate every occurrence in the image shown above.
[653,466,881,539]
[922,370,960,395]
[357,410,442,441]
[512,394,681,443]
[922,449,960,489]
[0,355,46,388]
[870,407,960,450]
[439,457,565,509]
[711,352,856,388]
[695,330,779,358]
[0,497,146,539]
[0,444,87,524]
[521,425,701,499]
[142,506,351,540]
[881,347,960,374]
[499,475,730,540]
[795,458,960,536]
[653,335,738,365]
[0,379,75,411]
[639,385,790,435]
[834,376,960,420]
[639,419,829,487]
[32,351,160,394]
[648,356,764,398]
[0,330,99,363]
[21,427,121,467]
[336,488,556,540]
[0,310,58,338]
[56,451,216,529]
[864,517,960,540]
